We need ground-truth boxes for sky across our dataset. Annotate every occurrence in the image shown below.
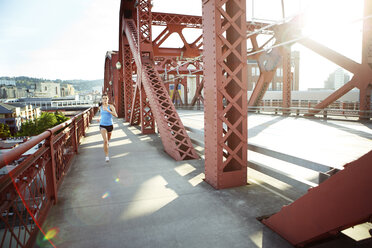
[0,0,365,90]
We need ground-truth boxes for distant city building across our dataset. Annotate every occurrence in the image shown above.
[247,50,300,91]
[0,80,16,86]
[79,91,101,103]
[60,84,75,97]
[34,82,61,98]
[0,103,21,134]
[324,68,350,90]
[6,103,41,123]
[0,103,41,134]
[0,85,27,99]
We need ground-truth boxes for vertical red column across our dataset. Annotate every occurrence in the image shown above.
[103,56,111,95]
[203,0,248,189]
[137,0,153,60]
[111,53,120,112]
[45,134,57,203]
[117,62,125,118]
[282,47,291,115]
[360,0,372,119]
[130,85,141,125]
[136,0,155,132]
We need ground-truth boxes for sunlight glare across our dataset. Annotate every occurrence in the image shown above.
[174,163,196,176]
[301,0,363,57]
[120,175,178,220]
[188,173,204,187]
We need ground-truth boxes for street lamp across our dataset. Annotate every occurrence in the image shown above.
[116,61,122,70]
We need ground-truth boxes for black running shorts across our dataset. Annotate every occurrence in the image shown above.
[100,125,113,133]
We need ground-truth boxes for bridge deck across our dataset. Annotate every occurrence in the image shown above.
[39,112,372,248]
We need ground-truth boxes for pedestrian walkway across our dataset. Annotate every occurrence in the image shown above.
[38,115,293,248]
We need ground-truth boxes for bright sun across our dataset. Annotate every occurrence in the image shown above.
[301,0,364,45]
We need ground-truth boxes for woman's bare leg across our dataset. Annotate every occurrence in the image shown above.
[100,128,109,157]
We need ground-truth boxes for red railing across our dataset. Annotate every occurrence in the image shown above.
[0,107,98,248]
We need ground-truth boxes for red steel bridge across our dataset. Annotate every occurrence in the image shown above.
[103,0,372,246]
[0,0,371,247]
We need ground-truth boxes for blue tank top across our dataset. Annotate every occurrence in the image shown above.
[100,105,113,126]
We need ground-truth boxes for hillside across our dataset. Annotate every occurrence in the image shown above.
[0,76,103,93]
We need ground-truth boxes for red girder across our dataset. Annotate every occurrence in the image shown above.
[300,37,372,118]
[202,0,248,189]
[248,71,275,107]
[124,18,198,160]
[151,12,271,59]
[152,12,274,33]
[130,84,141,126]
[140,86,155,134]
[123,44,134,122]
[263,150,372,247]
[152,25,202,58]
[104,51,119,105]
[153,47,201,58]
[190,77,204,106]
[282,47,292,113]
[152,12,202,28]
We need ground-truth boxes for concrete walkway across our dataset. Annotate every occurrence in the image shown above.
[38,115,292,248]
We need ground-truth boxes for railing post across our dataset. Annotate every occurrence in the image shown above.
[90,108,94,122]
[82,113,86,137]
[72,118,78,154]
[45,132,58,204]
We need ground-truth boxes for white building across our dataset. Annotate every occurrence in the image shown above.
[334,68,345,89]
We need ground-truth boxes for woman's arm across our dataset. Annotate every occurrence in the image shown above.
[109,105,118,117]
[97,106,101,122]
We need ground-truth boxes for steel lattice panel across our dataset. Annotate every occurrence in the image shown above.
[202,0,248,188]
[124,19,198,160]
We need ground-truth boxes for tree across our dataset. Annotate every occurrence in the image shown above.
[0,123,11,139]
[17,120,38,137]
[36,112,58,133]
[16,112,70,137]
[54,111,69,124]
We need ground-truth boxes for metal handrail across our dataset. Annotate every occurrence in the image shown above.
[247,106,372,118]
[0,107,94,169]
[0,107,98,248]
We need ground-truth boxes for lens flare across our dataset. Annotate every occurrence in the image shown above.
[43,227,59,241]
[102,192,110,199]
[115,178,120,182]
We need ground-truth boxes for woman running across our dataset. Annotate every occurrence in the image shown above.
[98,93,118,162]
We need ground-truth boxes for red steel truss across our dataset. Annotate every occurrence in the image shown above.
[130,84,141,126]
[119,0,198,161]
[247,3,372,120]
[282,47,292,114]
[109,0,371,187]
[300,36,372,119]
[202,0,248,189]
[123,44,134,122]
[299,0,372,119]
[190,76,204,107]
